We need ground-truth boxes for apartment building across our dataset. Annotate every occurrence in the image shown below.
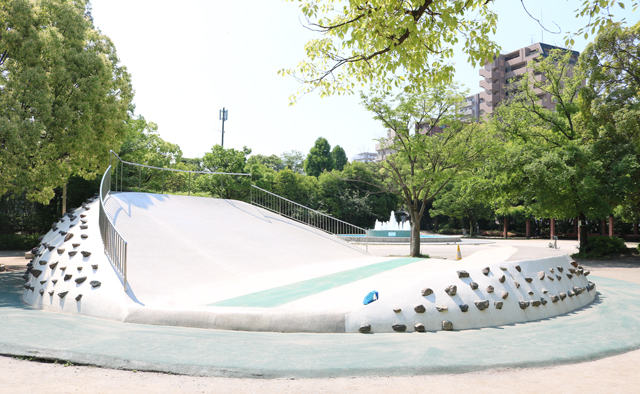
[477,42,579,117]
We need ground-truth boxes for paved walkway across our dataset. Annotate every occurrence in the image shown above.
[2,267,640,378]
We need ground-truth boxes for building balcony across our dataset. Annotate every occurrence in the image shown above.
[479,68,493,78]
[480,79,500,91]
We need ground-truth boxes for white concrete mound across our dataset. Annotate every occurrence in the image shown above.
[22,193,596,333]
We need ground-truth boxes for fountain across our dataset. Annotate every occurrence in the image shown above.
[370,211,411,237]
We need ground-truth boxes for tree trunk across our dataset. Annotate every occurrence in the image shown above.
[550,218,556,240]
[634,222,638,235]
[469,216,474,237]
[62,183,67,215]
[525,218,531,239]
[579,212,588,250]
[410,210,421,257]
[503,217,508,239]
[609,215,614,237]
[601,219,606,236]
[574,217,579,236]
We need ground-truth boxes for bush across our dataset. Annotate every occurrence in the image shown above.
[437,229,463,235]
[573,236,629,259]
[0,233,42,251]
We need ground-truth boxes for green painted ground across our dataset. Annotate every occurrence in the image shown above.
[210,257,424,308]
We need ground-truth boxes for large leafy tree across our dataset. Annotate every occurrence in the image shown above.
[362,83,494,257]
[0,0,133,203]
[195,146,252,200]
[283,0,635,102]
[280,150,306,174]
[331,145,348,171]
[304,137,334,176]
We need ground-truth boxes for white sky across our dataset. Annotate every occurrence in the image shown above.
[90,0,638,160]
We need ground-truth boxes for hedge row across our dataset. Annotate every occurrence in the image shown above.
[0,234,42,251]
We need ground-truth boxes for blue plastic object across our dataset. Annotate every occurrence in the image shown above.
[363,290,379,305]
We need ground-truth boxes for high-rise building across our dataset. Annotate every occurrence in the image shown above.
[477,43,579,118]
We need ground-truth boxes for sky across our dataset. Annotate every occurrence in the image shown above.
[90,0,639,161]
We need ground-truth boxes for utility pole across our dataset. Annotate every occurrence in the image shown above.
[219,107,228,147]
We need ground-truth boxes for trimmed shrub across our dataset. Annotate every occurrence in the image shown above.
[0,234,42,251]
[573,236,629,259]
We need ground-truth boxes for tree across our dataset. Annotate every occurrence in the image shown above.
[362,84,494,257]
[283,0,634,102]
[304,137,334,176]
[247,154,285,171]
[0,0,133,203]
[280,150,305,174]
[430,178,494,236]
[273,169,317,206]
[331,145,348,171]
[195,146,251,200]
[484,46,639,249]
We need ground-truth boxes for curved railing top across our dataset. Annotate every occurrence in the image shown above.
[109,150,250,177]
[99,163,128,291]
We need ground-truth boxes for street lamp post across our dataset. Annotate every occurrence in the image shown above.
[219,107,228,147]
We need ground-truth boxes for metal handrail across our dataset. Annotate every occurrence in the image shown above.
[99,164,128,291]
[250,185,369,251]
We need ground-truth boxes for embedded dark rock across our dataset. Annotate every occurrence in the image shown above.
[58,291,68,298]
[60,266,67,271]
[494,301,503,309]
[486,285,494,293]
[80,225,88,230]
[584,271,590,276]
[421,288,433,296]
[81,251,91,257]
[91,264,98,270]
[514,281,520,289]
[32,269,43,278]
[49,261,58,269]
[39,260,47,266]
[442,320,453,331]
[559,292,567,300]
[81,234,89,239]
[68,251,77,256]
[48,246,55,251]
[414,323,425,332]
[551,295,560,302]
[459,303,469,312]
[75,276,87,284]
[457,270,469,278]
[81,219,87,224]
[414,304,426,313]
[23,284,30,289]
[567,273,573,279]
[77,266,82,271]
[568,268,577,274]
[549,268,554,273]
[568,290,575,297]
[444,285,457,297]
[475,300,490,311]
[64,274,72,281]
[39,289,44,295]
[393,308,401,313]
[52,279,58,284]
[48,290,54,296]
[436,305,448,312]
[69,223,75,228]
[570,261,578,268]
[469,282,479,290]
[75,294,83,301]
[392,324,407,332]
[557,266,564,273]
[60,231,67,236]
[499,275,506,283]
[57,248,65,254]
[532,300,541,307]
[525,278,533,283]
[573,286,582,295]
[40,280,46,285]
[482,267,490,276]
[519,301,530,309]
[72,243,80,248]
[576,269,583,276]
[80,214,87,218]
[556,275,562,281]
[538,271,545,280]
[501,291,509,299]
[515,265,521,272]
[90,281,101,288]
[547,275,554,281]
[499,266,508,271]
[541,297,548,305]
[64,233,74,242]
[359,323,371,333]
